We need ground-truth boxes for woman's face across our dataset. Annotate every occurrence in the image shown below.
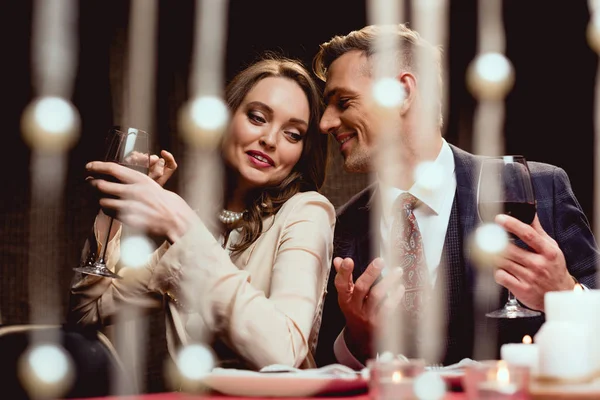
[222,76,310,191]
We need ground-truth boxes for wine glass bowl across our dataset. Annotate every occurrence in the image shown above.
[73,127,150,279]
[477,155,541,319]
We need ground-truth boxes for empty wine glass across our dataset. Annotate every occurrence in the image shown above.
[73,127,150,279]
[477,155,541,318]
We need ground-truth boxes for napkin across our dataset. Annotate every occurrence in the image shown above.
[425,358,481,372]
[258,363,362,379]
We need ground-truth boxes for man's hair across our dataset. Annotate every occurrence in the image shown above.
[313,23,444,126]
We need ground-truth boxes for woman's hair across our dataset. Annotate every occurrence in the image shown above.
[224,54,328,254]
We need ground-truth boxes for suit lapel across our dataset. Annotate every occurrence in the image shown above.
[451,144,479,292]
[353,185,377,280]
[438,145,482,363]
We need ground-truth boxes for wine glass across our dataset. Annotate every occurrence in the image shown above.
[477,155,541,318]
[73,127,151,279]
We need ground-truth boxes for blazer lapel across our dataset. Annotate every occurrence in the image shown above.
[438,145,485,363]
[353,184,378,280]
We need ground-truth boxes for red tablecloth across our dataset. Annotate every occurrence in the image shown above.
[73,393,466,400]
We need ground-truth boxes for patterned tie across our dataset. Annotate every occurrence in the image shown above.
[391,193,431,317]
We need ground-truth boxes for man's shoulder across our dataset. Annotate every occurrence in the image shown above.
[527,161,563,178]
[336,183,375,220]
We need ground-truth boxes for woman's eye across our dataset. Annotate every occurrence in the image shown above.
[248,112,266,123]
[286,132,303,142]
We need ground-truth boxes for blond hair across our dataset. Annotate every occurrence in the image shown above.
[313,23,444,126]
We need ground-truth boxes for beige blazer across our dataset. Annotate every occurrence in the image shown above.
[70,191,335,370]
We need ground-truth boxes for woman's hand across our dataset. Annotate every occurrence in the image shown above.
[86,161,198,243]
[148,150,178,187]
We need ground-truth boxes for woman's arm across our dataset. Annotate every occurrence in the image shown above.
[68,213,169,327]
[149,192,335,368]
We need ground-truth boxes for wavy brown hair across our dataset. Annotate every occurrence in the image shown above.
[224,54,328,254]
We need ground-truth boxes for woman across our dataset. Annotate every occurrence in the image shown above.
[69,55,335,369]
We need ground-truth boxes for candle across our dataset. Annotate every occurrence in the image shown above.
[543,290,600,373]
[535,321,595,381]
[367,358,424,400]
[500,335,539,376]
[465,361,529,400]
[477,364,519,399]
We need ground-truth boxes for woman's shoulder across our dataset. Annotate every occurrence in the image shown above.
[276,191,335,221]
[281,191,334,209]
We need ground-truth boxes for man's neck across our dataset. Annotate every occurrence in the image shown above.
[377,135,444,190]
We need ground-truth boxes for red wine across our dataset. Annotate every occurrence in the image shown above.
[119,162,149,175]
[91,163,148,184]
[479,201,536,224]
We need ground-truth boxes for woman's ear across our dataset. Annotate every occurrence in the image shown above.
[398,72,417,115]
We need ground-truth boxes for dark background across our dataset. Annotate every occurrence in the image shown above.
[0,0,597,392]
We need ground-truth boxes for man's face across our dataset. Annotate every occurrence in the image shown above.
[319,51,383,173]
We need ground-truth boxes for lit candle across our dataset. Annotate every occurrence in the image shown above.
[367,359,424,400]
[500,335,539,376]
[477,362,518,396]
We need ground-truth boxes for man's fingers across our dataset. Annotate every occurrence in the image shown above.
[495,214,549,254]
[366,267,403,315]
[333,257,344,272]
[350,258,384,310]
[493,251,534,282]
[494,267,527,295]
[334,257,355,302]
[378,282,406,319]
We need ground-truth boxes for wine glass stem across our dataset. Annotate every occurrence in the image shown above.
[506,291,519,306]
[98,217,114,264]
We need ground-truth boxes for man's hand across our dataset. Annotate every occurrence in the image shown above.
[493,214,574,311]
[334,257,404,361]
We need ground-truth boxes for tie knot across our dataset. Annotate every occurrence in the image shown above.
[396,193,419,212]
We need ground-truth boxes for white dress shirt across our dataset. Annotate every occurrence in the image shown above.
[334,139,457,368]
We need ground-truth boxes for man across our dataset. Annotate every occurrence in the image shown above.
[314,24,598,368]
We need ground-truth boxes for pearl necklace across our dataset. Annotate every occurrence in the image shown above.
[218,209,246,225]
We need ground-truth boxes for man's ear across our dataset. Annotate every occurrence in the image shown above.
[398,72,417,115]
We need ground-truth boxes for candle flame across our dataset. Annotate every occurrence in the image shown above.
[392,371,403,383]
[522,335,532,344]
[496,361,510,384]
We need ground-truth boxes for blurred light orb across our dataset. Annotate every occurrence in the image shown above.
[414,371,446,400]
[179,95,229,148]
[475,223,508,254]
[120,234,155,269]
[372,77,406,108]
[470,222,509,267]
[177,344,215,381]
[466,52,515,100]
[18,344,74,399]
[414,161,444,191]
[29,345,70,383]
[587,13,600,54]
[21,96,80,152]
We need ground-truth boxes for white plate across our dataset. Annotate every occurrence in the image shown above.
[202,368,368,397]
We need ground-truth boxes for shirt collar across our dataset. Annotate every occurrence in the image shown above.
[379,139,455,220]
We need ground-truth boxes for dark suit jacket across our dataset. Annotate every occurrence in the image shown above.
[315,145,598,367]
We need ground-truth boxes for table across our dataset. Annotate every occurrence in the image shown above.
[73,393,467,400]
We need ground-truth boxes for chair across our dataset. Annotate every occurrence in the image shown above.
[0,324,134,399]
